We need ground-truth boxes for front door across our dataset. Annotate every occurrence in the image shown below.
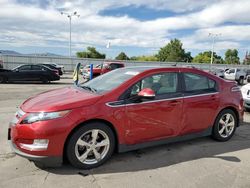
[124,72,183,144]
[11,65,32,81]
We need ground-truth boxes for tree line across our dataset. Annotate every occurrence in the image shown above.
[76,39,243,64]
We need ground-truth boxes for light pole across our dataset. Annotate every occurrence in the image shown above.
[61,11,80,57]
[208,33,221,65]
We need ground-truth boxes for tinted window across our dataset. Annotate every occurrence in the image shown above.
[18,65,31,71]
[229,69,235,74]
[43,64,54,69]
[110,63,123,70]
[32,65,43,70]
[184,73,216,92]
[130,72,178,96]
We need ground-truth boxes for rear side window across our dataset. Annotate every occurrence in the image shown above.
[32,65,43,70]
[110,63,124,69]
[19,65,31,71]
[184,73,216,93]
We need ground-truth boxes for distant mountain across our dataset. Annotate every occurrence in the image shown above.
[0,50,64,57]
[27,52,64,57]
[0,50,21,55]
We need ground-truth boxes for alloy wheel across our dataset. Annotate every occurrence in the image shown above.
[74,129,110,165]
[218,113,235,138]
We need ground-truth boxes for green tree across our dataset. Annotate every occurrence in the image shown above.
[115,52,130,60]
[184,52,193,63]
[76,47,106,59]
[130,55,158,61]
[193,51,224,64]
[225,49,240,64]
[156,39,192,62]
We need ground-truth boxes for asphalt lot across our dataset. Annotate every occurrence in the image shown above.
[0,76,250,188]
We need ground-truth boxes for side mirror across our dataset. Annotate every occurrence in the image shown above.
[105,65,111,70]
[14,69,19,72]
[138,88,155,99]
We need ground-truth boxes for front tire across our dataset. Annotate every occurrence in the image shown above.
[66,123,115,169]
[212,109,237,141]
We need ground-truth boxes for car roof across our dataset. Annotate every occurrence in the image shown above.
[120,66,217,78]
[123,66,199,72]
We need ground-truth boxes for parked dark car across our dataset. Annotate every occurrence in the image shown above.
[43,63,65,73]
[0,64,60,83]
[40,63,63,75]
[0,60,3,68]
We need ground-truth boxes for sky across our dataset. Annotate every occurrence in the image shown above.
[0,0,250,60]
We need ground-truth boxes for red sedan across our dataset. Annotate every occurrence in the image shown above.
[8,67,243,169]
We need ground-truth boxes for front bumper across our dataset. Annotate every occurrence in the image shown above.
[9,140,62,167]
[8,110,75,167]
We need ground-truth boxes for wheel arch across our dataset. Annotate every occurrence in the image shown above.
[0,75,8,83]
[63,118,119,161]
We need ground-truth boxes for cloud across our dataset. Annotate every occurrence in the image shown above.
[0,0,250,57]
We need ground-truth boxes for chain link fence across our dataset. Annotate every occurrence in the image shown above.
[1,54,250,72]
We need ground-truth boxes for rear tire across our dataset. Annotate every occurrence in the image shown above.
[66,123,115,169]
[244,107,250,112]
[0,76,7,83]
[212,109,237,141]
[41,77,49,84]
[238,77,244,85]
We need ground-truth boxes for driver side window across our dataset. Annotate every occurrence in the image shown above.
[129,73,178,97]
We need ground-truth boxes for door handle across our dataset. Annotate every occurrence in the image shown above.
[210,95,218,100]
[169,100,181,105]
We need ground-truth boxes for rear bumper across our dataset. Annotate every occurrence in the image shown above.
[243,98,250,109]
[9,141,62,167]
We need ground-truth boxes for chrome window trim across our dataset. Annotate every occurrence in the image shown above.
[106,92,219,107]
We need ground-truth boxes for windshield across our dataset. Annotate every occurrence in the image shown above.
[80,68,141,93]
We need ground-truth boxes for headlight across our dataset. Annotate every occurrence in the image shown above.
[21,110,70,124]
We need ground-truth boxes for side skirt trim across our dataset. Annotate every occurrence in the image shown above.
[118,127,212,153]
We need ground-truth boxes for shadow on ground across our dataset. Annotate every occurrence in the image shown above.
[39,123,250,176]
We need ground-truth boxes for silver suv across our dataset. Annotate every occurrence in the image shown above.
[224,68,246,85]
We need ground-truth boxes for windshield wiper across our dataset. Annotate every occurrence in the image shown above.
[81,86,97,93]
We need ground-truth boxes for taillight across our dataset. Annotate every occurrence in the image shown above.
[231,86,241,92]
[54,70,59,75]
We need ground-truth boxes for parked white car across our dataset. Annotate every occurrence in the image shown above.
[224,68,246,85]
[241,83,250,111]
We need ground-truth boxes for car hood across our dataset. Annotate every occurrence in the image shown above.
[21,86,102,112]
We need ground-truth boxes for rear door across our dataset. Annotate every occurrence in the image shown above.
[31,65,47,80]
[124,71,183,144]
[180,72,219,135]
